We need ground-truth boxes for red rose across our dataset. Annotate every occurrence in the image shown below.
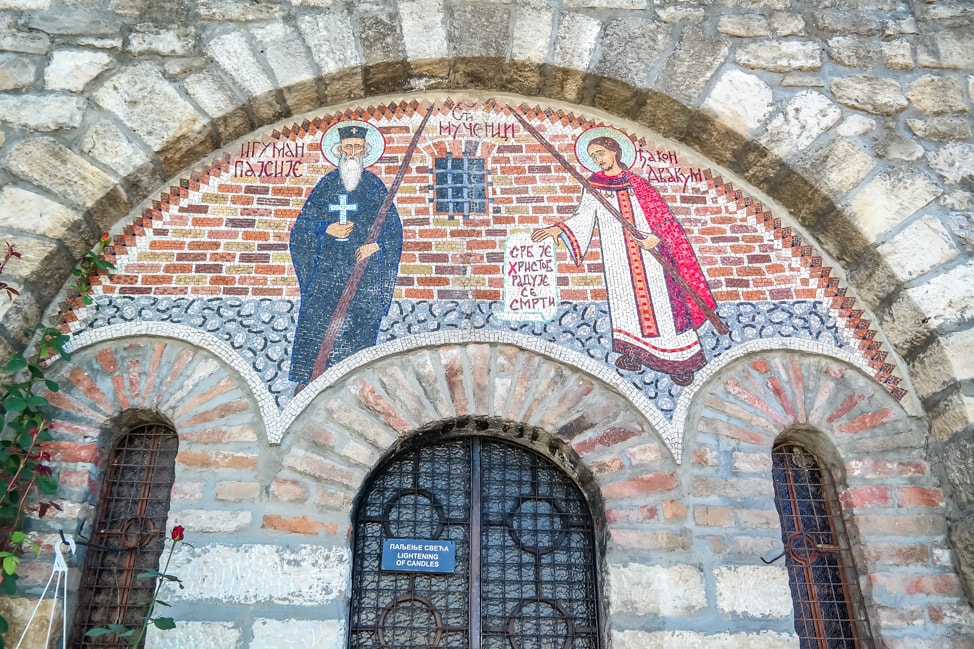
[100,232,111,244]
[171,525,185,541]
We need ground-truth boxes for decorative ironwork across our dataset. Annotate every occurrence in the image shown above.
[432,153,487,218]
[772,443,873,649]
[349,433,600,649]
[70,424,178,649]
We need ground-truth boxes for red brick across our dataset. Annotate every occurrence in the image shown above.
[261,514,337,535]
[601,472,679,498]
[572,426,640,455]
[840,485,892,509]
[176,451,258,470]
[897,486,943,508]
[270,478,308,502]
[605,505,658,523]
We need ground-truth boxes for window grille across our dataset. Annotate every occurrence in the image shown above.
[349,434,601,649]
[70,423,179,649]
[431,153,487,218]
[772,443,873,649]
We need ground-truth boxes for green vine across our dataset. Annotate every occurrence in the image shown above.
[0,233,114,648]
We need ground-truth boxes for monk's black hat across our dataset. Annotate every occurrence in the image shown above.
[338,125,368,140]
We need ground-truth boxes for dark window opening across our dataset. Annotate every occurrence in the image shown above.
[70,423,178,649]
[772,443,873,649]
[349,434,601,649]
[432,153,487,218]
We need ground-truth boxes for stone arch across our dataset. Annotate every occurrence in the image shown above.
[684,350,960,643]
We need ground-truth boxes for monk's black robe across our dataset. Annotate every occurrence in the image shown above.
[288,169,402,383]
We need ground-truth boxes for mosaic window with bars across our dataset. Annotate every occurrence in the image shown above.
[772,442,873,649]
[432,153,487,218]
[348,432,601,649]
[70,423,178,649]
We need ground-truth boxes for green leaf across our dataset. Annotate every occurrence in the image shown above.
[9,531,26,544]
[36,475,58,495]
[154,600,170,607]
[0,572,17,595]
[2,555,18,575]
[2,395,26,413]
[136,570,160,580]
[43,379,59,392]
[1,355,26,372]
[26,395,48,408]
[152,617,176,630]
[26,363,43,379]
[0,614,8,633]
[71,269,83,277]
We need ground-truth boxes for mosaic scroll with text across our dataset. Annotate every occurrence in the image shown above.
[61,97,905,438]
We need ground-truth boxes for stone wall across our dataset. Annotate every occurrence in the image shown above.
[0,0,972,646]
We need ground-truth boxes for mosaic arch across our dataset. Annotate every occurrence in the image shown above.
[56,93,910,460]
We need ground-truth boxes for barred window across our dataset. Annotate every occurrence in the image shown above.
[70,423,178,649]
[772,443,873,649]
[349,431,601,649]
[432,153,487,218]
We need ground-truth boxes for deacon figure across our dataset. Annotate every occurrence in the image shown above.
[532,135,716,386]
[289,124,403,385]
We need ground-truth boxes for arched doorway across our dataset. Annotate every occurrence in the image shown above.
[348,420,602,649]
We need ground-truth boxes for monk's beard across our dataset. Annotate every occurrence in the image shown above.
[339,154,363,192]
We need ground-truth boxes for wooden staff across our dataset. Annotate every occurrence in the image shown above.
[310,105,434,381]
[509,108,729,336]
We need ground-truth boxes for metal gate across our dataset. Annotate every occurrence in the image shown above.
[349,435,600,649]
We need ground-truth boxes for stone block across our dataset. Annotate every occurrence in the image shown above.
[882,40,914,70]
[81,120,161,199]
[849,168,942,243]
[451,4,509,59]
[356,13,407,95]
[736,40,821,72]
[701,69,773,136]
[554,12,600,71]
[0,30,50,54]
[758,90,840,159]
[565,0,646,7]
[127,24,195,57]
[26,12,118,35]
[876,215,958,283]
[205,32,283,126]
[831,75,907,115]
[918,31,974,69]
[836,114,876,136]
[0,596,62,649]
[0,186,92,259]
[908,75,967,115]
[0,94,86,131]
[144,621,241,649]
[716,14,769,37]
[611,629,798,649]
[251,619,344,649]
[945,211,974,253]
[608,563,706,616]
[196,0,285,21]
[874,131,924,161]
[215,481,261,501]
[511,2,553,64]
[654,26,729,105]
[593,17,669,87]
[182,69,252,145]
[815,11,880,35]
[398,0,448,62]
[94,63,211,176]
[911,329,974,398]
[656,6,705,24]
[44,49,113,92]
[0,52,37,90]
[771,12,804,36]
[928,142,974,186]
[252,23,319,116]
[715,565,793,617]
[0,231,67,302]
[908,116,973,141]
[168,543,348,605]
[2,137,129,229]
[297,11,362,75]
[173,509,252,533]
[796,136,875,199]
[827,36,881,68]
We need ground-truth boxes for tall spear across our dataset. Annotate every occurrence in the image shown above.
[309,104,434,381]
[509,108,729,336]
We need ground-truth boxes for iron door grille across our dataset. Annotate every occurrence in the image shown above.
[772,443,873,649]
[70,424,178,649]
[349,436,600,649]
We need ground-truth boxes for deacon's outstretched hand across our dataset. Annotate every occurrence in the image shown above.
[326,222,354,239]
[531,225,561,242]
[355,243,380,262]
[634,231,660,250]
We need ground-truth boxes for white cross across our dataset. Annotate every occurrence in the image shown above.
[329,194,358,225]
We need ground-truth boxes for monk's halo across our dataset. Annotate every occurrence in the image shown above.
[575,126,637,173]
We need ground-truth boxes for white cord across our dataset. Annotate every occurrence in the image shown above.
[14,535,75,649]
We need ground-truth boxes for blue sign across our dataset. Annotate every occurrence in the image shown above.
[381,538,456,573]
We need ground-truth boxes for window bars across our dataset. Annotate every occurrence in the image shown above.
[772,443,873,649]
[432,153,488,219]
[69,424,178,649]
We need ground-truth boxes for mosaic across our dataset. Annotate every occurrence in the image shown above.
[60,96,905,422]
